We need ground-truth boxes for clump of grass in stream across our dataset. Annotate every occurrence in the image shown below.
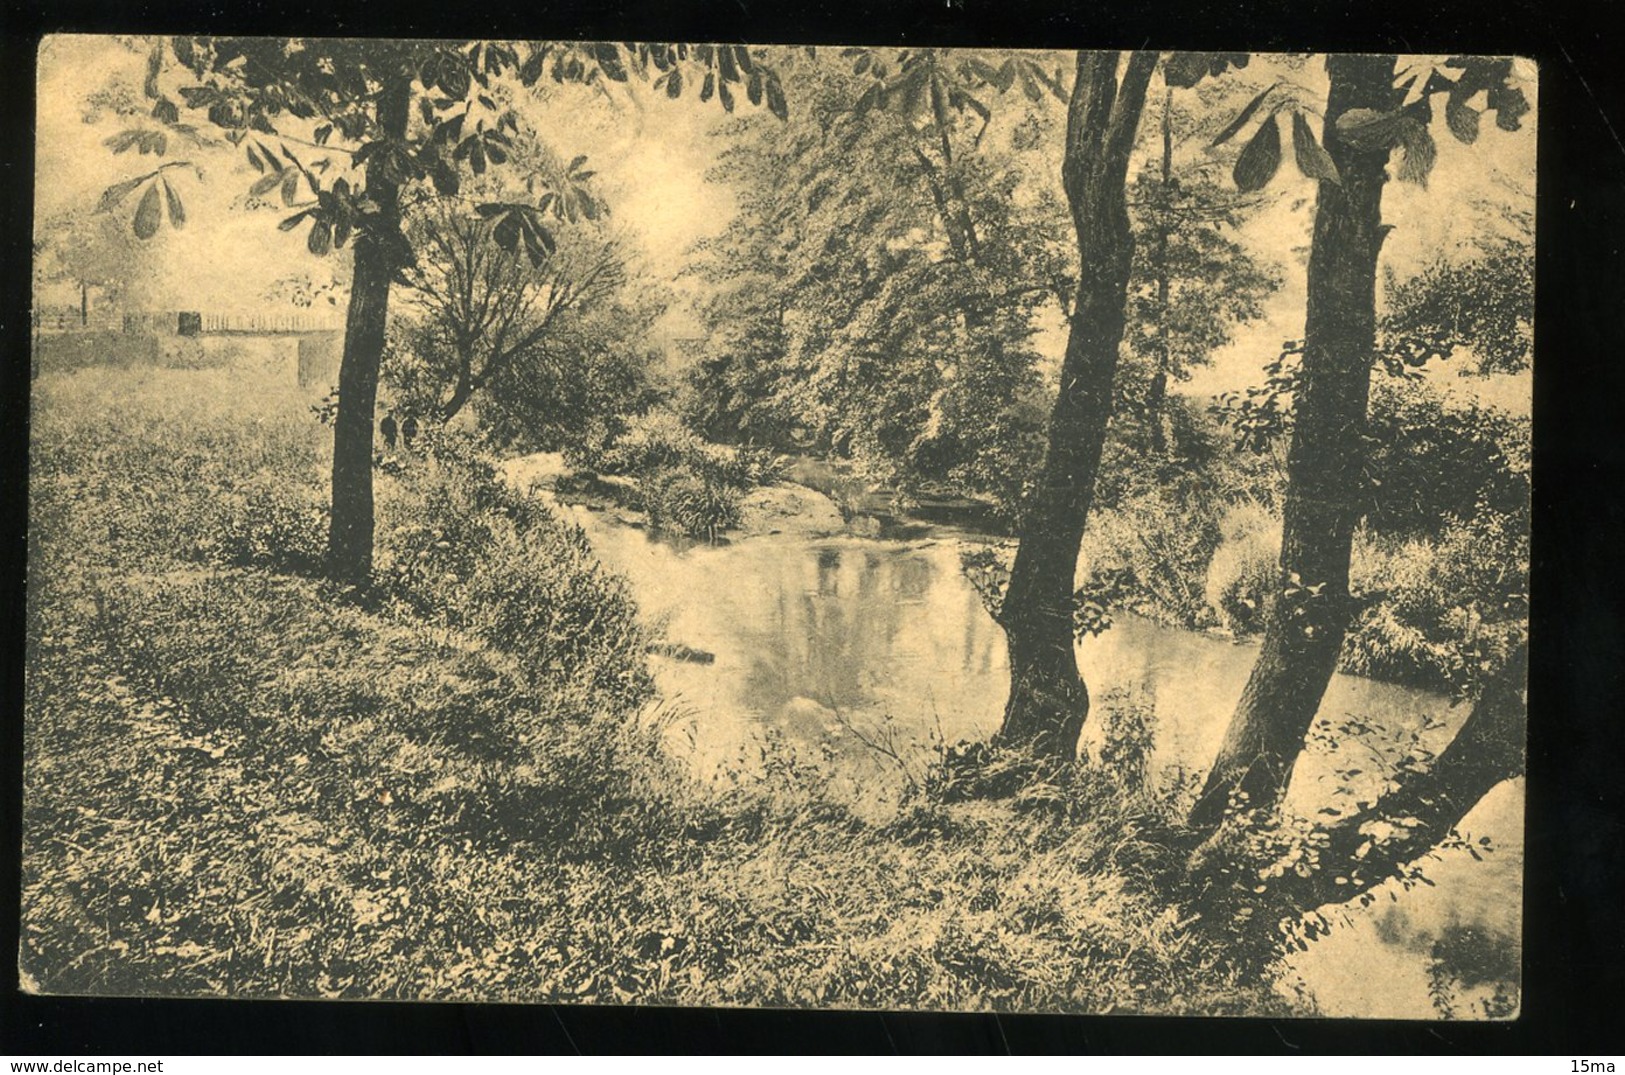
[570,409,786,541]
[23,366,1298,1013]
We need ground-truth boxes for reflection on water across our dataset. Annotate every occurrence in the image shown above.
[553,498,1522,1019]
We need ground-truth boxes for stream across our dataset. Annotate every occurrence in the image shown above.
[512,460,1524,1019]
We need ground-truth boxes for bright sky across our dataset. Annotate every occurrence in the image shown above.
[35,38,1535,407]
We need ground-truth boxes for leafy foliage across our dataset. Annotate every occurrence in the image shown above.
[1206,55,1530,199]
[385,130,647,431]
[1120,86,1281,450]
[1344,508,1529,696]
[574,411,786,541]
[33,203,164,316]
[683,58,1061,516]
[1363,377,1530,538]
[1381,232,1533,375]
[1206,79,1340,192]
[98,37,786,256]
[1213,344,1529,546]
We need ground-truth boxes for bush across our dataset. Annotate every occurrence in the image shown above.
[375,432,654,710]
[1363,378,1530,540]
[1343,508,1529,694]
[199,474,328,574]
[1078,486,1223,630]
[595,410,702,475]
[573,410,787,540]
[640,466,743,541]
[1204,500,1281,635]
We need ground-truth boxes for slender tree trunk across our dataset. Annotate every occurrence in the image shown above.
[1188,54,1398,829]
[928,60,982,264]
[325,77,412,588]
[1149,86,1174,455]
[80,281,89,328]
[995,51,1158,759]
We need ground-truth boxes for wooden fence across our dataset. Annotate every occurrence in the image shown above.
[31,307,123,334]
[32,308,341,336]
[198,311,340,334]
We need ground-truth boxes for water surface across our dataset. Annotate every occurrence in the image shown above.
[546,491,1523,1019]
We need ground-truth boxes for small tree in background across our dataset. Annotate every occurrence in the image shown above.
[34,206,162,324]
[394,134,626,426]
[1122,77,1281,457]
[96,37,784,587]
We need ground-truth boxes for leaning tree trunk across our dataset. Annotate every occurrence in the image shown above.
[1207,642,1527,914]
[325,77,412,588]
[441,355,476,423]
[995,51,1158,759]
[1188,54,1398,829]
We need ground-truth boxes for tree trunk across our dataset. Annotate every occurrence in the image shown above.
[324,77,412,588]
[1149,85,1174,456]
[928,66,982,265]
[1215,642,1526,913]
[80,281,89,328]
[441,355,476,423]
[1188,54,1397,829]
[1147,369,1169,453]
[995,51,1158,759]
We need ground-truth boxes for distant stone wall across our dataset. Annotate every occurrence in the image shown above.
[33,329,324,388]
[32,331,160,376]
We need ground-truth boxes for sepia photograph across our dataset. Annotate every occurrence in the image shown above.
[23,36,1534,1021]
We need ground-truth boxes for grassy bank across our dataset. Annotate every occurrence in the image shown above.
[1077,386,1529,697]
[23,367,1297,1014]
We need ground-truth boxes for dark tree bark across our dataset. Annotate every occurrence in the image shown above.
[1188,55,1398,829]
[1214,643,1527,913]
[1148,85,1174,456]
[441,356,476,423]
[927,62,982,265]
[995,51,1158,759]
[325,77,413,588]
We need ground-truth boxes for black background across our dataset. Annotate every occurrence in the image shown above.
[2,0,1621,1054]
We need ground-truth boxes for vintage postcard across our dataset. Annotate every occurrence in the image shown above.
[25,37,1532,1018]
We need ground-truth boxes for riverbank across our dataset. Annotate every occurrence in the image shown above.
[23,367,1299,1015]
[503,450,997,544]
[515,442,1525,702]
[501,445,1525,1019]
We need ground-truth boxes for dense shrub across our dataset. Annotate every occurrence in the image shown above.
[1204,500,1281,636]
[1078,486,1223,630]
[1095,396,1283,516]
[638,466,742,542]
[571,410,787,540]
[371,432,655,710]
[1343,508,1529,694]
[199,474,328,574]
[1363,379,1530,540]
[1082,374,1529,682]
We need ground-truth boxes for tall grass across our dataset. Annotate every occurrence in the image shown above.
[23,366,1297,1014]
